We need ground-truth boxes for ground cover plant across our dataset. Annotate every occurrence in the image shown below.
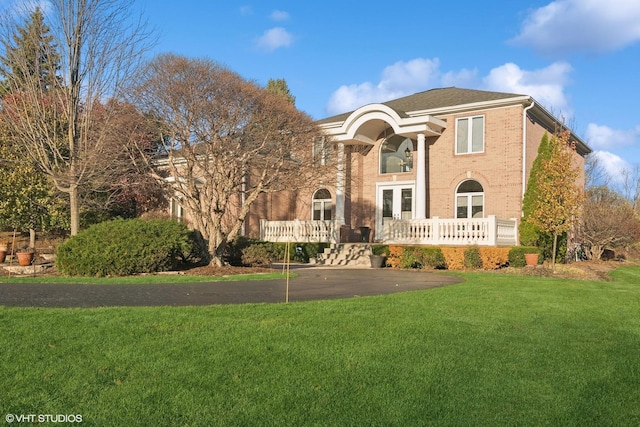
[1,266,640,425]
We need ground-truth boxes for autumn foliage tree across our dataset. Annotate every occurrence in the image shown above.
[0,0,153,235]
[527,131,584,269]
[131,54,327,266]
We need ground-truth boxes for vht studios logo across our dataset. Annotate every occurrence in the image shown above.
[5,413,83,423]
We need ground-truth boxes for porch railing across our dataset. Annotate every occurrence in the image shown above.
[384,216,518,246]
[260,219,338,243]
[259,216,518,246]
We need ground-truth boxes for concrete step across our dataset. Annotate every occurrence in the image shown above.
[314,243,373,267]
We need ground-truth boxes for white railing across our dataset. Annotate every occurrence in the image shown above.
[384,216,518,246]
[260,216,518,246]
[260,219,338,243]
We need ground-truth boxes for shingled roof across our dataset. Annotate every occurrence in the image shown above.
[317,87,526,124]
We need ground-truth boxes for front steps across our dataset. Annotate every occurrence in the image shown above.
[310,243,372,267]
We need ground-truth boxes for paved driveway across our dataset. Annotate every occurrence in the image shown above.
[0,267,463,308]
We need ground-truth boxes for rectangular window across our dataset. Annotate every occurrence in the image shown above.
[313,137,333,166]
[455,116,484,154]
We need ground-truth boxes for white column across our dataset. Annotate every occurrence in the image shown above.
[335,142,345,225]
[415,133,427,219]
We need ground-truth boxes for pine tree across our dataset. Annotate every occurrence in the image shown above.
[0,7,59,94]
[0,8,67,245]
[520,133,551,245]
[266,78,296,105]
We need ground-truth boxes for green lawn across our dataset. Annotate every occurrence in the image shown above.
[1,267,640,426]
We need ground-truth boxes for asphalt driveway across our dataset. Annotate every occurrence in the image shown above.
[0,267,462,308]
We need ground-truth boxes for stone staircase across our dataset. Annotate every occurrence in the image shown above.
[310,243,372,267]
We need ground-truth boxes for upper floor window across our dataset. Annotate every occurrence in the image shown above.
[380,135,414,174]
[456,116,484,154]
[313,137,333,166]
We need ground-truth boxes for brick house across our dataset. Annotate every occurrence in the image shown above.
[258,87,591,247]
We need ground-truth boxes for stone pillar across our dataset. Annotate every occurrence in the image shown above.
[415,133,426,219]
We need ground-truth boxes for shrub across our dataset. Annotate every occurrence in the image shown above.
[478,247,511,270]
[387,245,404,268]
[241,243,278,266]
[371,244,389,256]
[441,247,466,270]
[464,246,482,269]
[239,241,329,266]
[508,246,542,268]
[56,218,202,276]
[398,246,446,270]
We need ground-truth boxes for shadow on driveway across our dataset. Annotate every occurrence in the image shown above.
[0,267,463,308]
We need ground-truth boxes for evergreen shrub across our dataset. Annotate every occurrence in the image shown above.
[463,246,483,269]
[56,218,202,276]
[398,246,446,269]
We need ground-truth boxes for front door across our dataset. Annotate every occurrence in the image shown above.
[376,183,415,240]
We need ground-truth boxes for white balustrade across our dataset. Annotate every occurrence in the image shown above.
[260,216,518,246]
[260,219,338,243]
[384,216,518,246]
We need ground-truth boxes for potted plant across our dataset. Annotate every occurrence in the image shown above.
[16,246,35,266]
[369,244,388,268]
[524,247,541,267]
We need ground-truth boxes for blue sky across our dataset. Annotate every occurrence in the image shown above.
[8,0,640,184]
[140,0,640,184]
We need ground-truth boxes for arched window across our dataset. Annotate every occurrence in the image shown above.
[380,135,414,174]
[456,180,484,218]
[312,189,332,220]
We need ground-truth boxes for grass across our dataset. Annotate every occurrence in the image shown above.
[0,272,292,285]
[1,266,640,426]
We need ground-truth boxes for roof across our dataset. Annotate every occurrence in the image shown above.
[317,87,591,155]
[317,87,525,124]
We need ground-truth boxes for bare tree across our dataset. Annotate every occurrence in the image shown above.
[131,54,328,266]
[581,186,640,260]
[0,0,154,235]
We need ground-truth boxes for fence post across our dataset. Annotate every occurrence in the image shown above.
[487,215,497,246]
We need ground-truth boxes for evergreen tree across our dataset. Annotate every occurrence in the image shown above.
[266,78,296,105]
[0,7,67,244]
[0,7,59,94]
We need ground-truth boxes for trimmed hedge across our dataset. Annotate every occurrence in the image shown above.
[56,218,203,276]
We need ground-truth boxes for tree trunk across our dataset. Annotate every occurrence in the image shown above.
[69,184,80,236]
[551,232,558,271]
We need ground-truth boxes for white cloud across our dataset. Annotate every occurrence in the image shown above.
[326,58,478,115]
[255,27,293,52]
[326,57,571,116]
[512,0,640,55]
[270,10,289,21]
[482,62,573,117]
[591,150,633,185]
[585,123,640,150]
